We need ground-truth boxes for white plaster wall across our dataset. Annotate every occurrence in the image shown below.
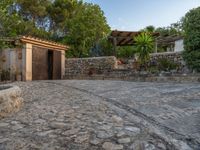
[174,39,184,52]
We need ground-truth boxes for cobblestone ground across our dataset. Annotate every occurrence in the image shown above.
[0,80,200,150]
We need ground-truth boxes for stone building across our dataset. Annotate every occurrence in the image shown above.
[0,36,68,81]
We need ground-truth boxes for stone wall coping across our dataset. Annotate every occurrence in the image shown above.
[66,56,116,61]
[0,85,20,93]
[150,52,182,56]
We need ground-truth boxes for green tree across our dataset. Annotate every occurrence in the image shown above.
[63,1,110,57]
[90,37,114,57]
[134,32,154,66]
[142,25,155,32]
[182,7,200,72]
[0,0,110,57]
[16,0,51,28]
[0,0,51,39]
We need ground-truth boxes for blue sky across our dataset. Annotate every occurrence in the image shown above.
[84,0,200,31]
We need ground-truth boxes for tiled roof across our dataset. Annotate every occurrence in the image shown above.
[20,36,69,51]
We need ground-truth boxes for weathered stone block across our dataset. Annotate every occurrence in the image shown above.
[0,86,23,118]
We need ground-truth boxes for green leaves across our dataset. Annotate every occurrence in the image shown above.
[183,7,200,72]
[0,0,110,58]
[63,1,110,58]
[134,32,154,64]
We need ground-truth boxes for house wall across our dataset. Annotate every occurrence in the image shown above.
[174,39,184,52]
[0,48,22,80]
[1,44,65,81]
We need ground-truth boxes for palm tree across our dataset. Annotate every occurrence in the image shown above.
[134,32,154,68]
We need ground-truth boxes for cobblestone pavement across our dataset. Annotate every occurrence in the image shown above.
[0,80,200,150]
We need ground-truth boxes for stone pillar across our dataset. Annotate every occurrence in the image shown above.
[61,51,66,79]
[22,43,32,81]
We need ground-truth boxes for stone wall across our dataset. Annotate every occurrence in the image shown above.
[0,86,23,118]
[64,53,199,82]
[129,52,187,72]
[65,56,117,78]
[150,52,184,64]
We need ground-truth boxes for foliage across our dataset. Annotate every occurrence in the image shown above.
[89,38,114,57]
[63,2,110,57]
[147,66,159,74]
[141,25,155,32]
[157,58,178,71]
[134,32,154,65]
[0,0,110,58]
[182,7,200,72]
[117,46,137,58]
[142,22,184,52]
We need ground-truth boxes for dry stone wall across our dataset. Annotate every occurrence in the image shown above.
[65,56,117,78]
[150,52,184,65]
[64,53,199,82]
[129,52,187,72]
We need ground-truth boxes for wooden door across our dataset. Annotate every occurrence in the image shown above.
[52,51,61,79]
[32,46,49,80]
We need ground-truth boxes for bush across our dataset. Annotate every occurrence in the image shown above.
[117,46,137,58]
[134,32,154,65]
[157,58,178,72]
[182,7,200,72]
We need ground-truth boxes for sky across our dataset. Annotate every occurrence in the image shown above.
[84,0,200,31]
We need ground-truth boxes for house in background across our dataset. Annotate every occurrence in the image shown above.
[156,35,184,52]
[0,36,68,81]
[108,30,184,53]
[174,38,184,52]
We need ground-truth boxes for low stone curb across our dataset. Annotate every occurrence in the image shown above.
[0,85,23,118]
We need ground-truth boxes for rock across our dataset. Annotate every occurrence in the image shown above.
[11,124,24,130]
[90,138,101,145]
[102,142,123,150]
[0,86,23,119]
[74,134,89,143]
[130,141,156,150]
[98,125,112,131]
[172,139,192,150]
[49,122,70,129]
[124,126,140,135]
[34,119,46,124]
[112,115,123,124]
[157,142,166,150]
[116,131,126,137]
[118,138,131,144]
[10,121,19,125]
[145,143,156,150]
[62,128,80,136]
[96,131,114,139]
[0,123,9,127]
[0,138,10,143]
[37,130,54,137]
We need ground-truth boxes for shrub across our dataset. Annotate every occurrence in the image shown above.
[182,7,200,72]
[117,46,137,58]
[157,58,178,72]
[134,32,154,66]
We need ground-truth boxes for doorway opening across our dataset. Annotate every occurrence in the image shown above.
[48,50,53,79]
